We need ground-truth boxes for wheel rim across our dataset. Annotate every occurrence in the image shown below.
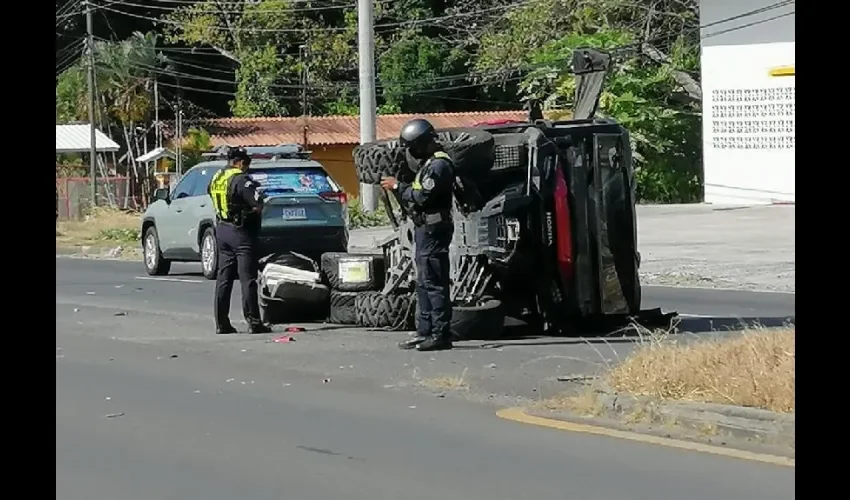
[144,234,157,269]
[202,234,215,274]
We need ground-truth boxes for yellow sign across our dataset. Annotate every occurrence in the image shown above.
[339,260,370,283]
[769,65,795,77]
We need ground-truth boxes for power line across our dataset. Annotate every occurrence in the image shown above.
[702,10,794,39]
[103,0,391,14]
[98,2,531,34]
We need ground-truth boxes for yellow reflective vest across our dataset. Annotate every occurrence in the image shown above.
[209,168,243,220]
[412,151,451,190]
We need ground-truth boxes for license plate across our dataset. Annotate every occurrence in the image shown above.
[281,208,307,220]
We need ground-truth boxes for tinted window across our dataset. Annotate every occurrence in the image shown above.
[171,170,201,199]
[249,168,333,196]
[191,166,222,197]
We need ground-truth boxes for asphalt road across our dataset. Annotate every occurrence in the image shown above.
[56,258,795,321]
[56,258,795,500]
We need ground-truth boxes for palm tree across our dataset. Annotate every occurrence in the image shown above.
[56,31,170,206]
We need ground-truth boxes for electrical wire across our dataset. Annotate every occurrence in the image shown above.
[103,0,394,15]
[97,2,532,34]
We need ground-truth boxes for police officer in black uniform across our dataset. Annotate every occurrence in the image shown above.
[209,147,272,334]
[381,119,455,352]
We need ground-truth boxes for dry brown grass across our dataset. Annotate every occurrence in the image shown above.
[607,326,795,413]
[56,207,142,248]
[538,390,604,417]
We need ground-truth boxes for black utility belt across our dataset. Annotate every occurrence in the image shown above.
[412,211,452,226]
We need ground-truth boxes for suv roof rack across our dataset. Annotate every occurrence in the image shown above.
[201,144,313,160]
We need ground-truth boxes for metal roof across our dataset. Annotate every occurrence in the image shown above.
[136,146,175,163]
[200,111,531,147]
[56,124,121,154]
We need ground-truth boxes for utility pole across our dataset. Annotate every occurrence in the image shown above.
[357,0,379,212]
[154,79,161,148]
[175,101,183,175]
[300,44,309,149]
[85,0,97,207]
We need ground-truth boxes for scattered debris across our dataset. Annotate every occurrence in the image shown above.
[273,336,296,343]
[169,354,178,358]
[113,312,127,317]
[114,285,123,289]
[556,374,599,382]
[285,326,306,333]
[105,412,125,418]
[73,308,80,313]
[226,378,235,383]
[408,406,417,409]
[86,291,96,295]
[193,390,201,394]
[105,397,111,401]
[323,378,331,384]
[106,246,123,258]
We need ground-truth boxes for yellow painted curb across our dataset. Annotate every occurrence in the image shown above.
[769,65,795,77]
[496,407,794,468]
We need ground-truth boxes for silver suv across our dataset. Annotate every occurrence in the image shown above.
[140,146,349,279]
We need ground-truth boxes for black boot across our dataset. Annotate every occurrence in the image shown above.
[249,323,273,334]
[216,324,238,335]
[398,335,430,350]
[416,335,452,352]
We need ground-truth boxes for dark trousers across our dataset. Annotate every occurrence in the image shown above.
[214,222,262,327]
[414,223,453,339]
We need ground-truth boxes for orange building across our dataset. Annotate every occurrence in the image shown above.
[202,111,529,197]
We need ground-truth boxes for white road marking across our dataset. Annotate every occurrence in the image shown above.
[135,276,205,284]
[644,284,794,295]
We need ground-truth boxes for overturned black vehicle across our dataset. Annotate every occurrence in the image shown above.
[351,48,677,339]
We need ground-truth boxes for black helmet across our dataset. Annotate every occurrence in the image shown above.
[227,146,250,163]
[399,119,437,159]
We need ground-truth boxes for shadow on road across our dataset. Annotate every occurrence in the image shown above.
[678,315,795,333]
[456,314,796,350]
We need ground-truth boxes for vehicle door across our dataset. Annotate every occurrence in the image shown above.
[157,169,202,253]
[187,165,222,253]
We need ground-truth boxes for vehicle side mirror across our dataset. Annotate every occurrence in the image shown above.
[153,188,170,203]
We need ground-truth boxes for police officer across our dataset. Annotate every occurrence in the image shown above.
[380,119,454,352]
[208,147,272,335]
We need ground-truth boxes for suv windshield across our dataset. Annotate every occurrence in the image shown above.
[249,167,335,196]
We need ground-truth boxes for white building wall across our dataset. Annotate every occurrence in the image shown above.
[699,0,795,204]
[701,43,795,204]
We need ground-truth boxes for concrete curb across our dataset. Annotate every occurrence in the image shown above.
[600,393,794,444]
[569,386,795,449]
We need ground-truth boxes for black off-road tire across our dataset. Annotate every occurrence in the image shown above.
[451,299,506,341]
[142,225,171,276]
[354,140,408,184]
[328,290,358,324]
[354,291,415,330]
[321,252,386,292]
[434,127,495,176]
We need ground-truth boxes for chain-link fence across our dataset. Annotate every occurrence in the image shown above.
[56,176,143,220]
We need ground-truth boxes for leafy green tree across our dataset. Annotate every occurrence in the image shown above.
[181,127,214,170]
[520,31,702,203]
[378,33,455,113]
[476,0,703,203]
[56,31,170,203]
